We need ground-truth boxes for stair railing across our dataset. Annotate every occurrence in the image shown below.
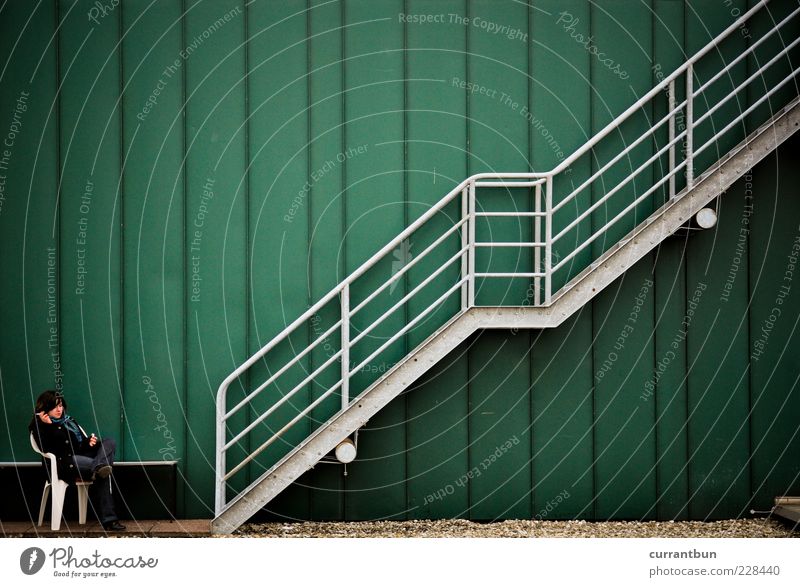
[215,171,547,513]
[216,0,798,515]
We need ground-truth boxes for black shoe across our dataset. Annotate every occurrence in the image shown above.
[94,465,112,479]
[102,520,126,531]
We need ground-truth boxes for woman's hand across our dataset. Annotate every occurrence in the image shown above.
[89,434,97,447]
[38,411,52,424]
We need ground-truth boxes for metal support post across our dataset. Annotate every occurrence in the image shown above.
[686,66,694,189]
[468,181,476,307]
[668,79,676,199]
[341,284,350,411]
[461,188,469,310]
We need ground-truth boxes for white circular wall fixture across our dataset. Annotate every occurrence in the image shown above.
[335,438,356,464]
[695,207,717,229]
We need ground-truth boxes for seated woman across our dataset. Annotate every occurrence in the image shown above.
[29,390,125,531]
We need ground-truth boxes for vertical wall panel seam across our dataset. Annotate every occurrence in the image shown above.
[244,0,251,484]
[181,0,188,517]
[118,0,126,453]
[588,0,596,521]
[683,0,691,519]
[402,0,409,519]
[464,0,471,520]
[651,0,659,518]
[55,0,62,401]
[340,0,347,518]
[745,0,754,504]
[306,0,313,518]
[527,0,534,517]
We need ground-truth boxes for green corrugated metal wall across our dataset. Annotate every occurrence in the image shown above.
[1,0,798,521]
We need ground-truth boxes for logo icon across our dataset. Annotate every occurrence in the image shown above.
[390,239,413,294]
[20,547,46,575]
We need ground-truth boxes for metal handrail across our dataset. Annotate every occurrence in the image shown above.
[216,0,799,515]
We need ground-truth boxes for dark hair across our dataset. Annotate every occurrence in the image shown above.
[34,390,66,414]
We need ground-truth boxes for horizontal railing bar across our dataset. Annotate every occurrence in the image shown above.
[475,211,548,217]
[695,6,800,97]
[222,383,342,482]
[552,128,688,245]
[552,159,688,273]
[547,0,769,176]
[694,37,800,128]
[350,247,467,347]
[225,318,343,421]
[219,2,770,402]
[216,173,549,406]
[218,0,783,515]
[349,278,466,376]
[694,66,800,158]
[224,348,344,450]
[475,272,547,278]
[216,183,467,397]
[350,217,468,317]
[474,180,544,187]
[552,98,688,214]
[474,242,546,247]
[218,0,770,404]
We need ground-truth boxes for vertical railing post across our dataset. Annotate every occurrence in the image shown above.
[685,65,694,189]
[215,387,226,515]
[534,182,542,306]
[668,79,676,199]
[545,176,553,305]
[468,181,476,307]
[341,284,350,411]
[461,187,468,311]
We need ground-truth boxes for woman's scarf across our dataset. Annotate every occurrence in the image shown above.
[51,414,84,445]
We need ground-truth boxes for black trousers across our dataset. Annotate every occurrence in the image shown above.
[73,437,117,524]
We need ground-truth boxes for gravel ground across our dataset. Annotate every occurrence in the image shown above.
[235,518,798,538]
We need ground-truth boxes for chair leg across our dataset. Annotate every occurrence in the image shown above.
[76,484,89,525]
[50,481,67,531]
[38,483,50,527]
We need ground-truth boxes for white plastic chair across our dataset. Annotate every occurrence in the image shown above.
[29,432,91,531]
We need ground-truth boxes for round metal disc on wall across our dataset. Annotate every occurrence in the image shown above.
[695,207,718,229]
[335,438,356,464]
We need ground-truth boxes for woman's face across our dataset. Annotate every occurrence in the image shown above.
[47,401,64,419]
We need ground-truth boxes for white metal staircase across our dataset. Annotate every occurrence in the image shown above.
[213,0,800,533]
